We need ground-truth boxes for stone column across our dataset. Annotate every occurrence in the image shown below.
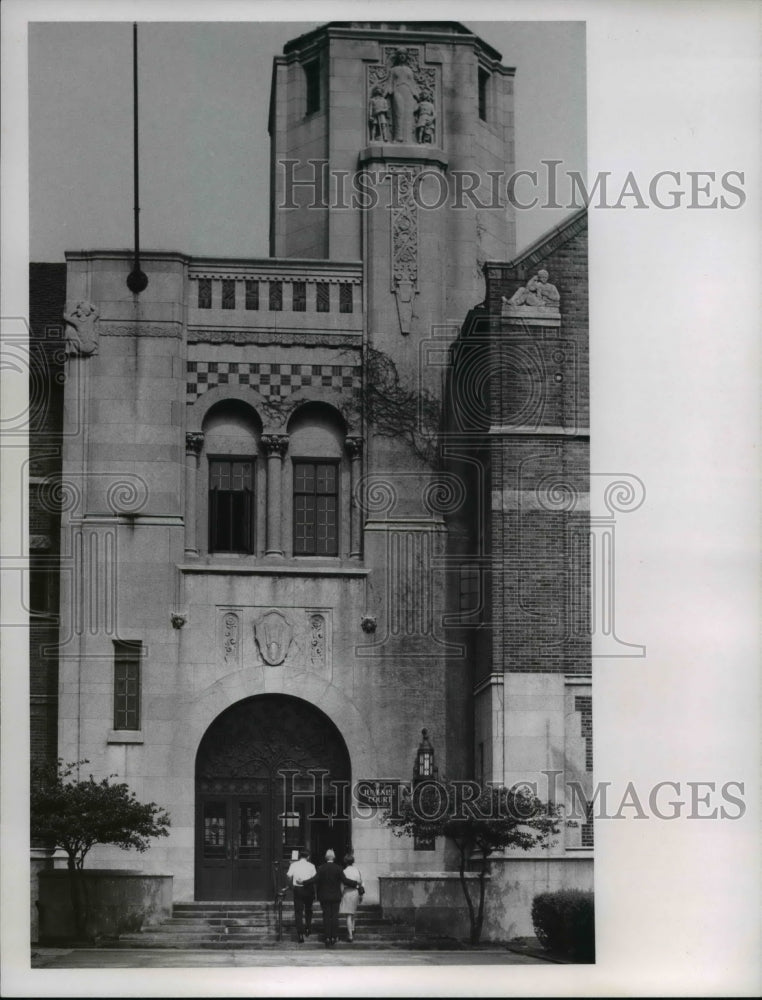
[184,432,204,558]
[345,436,364,558]
[262,434,288,556]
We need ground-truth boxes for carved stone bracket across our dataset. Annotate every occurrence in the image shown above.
[261,434,289,457]
[345,436,364,459]
[360,614,377,634]
[185,431,205,457]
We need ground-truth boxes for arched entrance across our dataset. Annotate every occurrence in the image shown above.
[195,694,351,901]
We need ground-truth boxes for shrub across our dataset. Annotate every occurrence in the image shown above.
[531,889,595,962]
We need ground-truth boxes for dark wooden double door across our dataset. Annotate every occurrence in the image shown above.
[195,694,351,902]
[197,786,271,901]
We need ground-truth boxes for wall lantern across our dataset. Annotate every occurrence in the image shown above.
[414,728,435,781]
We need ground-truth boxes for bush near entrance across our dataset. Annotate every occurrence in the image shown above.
[384,781,560,945]
[31,760,170,940]
[531,889,595,962]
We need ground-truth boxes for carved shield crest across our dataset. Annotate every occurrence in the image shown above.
[253,610,293,666]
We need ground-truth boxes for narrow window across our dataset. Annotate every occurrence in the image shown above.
[459,566,480,613]
[29,559,56,619]
[269,280,283,311]
[245,280,259,310]
[292,281,306,312]
[114,640,141,731]
[198,278,212,310]
[221,279,236,310]
[478,67,489,122]
[209,458,254,554]
[304,59,321,115]
[339,283,353,314]
[316,282,330,313]
[293,461,338,556]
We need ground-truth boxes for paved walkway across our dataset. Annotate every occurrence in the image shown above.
[31,946,549,968]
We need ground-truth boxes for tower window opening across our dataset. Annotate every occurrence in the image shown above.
[304,59,321,115]
[478,67,490,121]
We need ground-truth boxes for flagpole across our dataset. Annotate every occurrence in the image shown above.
[127,21,148,293]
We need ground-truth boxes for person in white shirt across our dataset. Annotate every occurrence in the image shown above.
[286,847,317,942]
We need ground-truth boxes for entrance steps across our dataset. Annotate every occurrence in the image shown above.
[115,900,415,950]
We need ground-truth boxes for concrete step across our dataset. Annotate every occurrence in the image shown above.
[114,898,413,949]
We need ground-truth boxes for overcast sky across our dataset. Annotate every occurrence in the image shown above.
[29,20,585,261]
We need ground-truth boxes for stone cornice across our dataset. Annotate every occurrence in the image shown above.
[179,563,370,577]
[187,329,361,347]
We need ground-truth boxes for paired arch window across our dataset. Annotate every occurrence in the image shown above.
[197,398,351,558]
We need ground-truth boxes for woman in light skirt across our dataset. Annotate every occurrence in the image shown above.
[339,852,363,942]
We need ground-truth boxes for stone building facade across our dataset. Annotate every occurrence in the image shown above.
[32,21,591,936]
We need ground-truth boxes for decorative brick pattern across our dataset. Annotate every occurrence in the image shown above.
[186,361,361,403]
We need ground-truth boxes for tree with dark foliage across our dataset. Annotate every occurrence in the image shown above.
[384,780,560,945]
[31,760,170,938]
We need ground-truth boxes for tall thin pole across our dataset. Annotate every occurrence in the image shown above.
[127,22,148,293]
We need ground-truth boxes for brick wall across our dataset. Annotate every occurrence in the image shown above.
[484,208,588,427]
[448,210,590,678]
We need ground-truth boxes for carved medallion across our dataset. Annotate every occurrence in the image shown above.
[253,609,293,666]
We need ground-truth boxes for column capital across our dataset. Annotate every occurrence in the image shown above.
[345,436,364,459]
[185,431,205,456]
[261,434,289,457]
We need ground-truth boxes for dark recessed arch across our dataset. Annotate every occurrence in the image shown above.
[195,693,352,901]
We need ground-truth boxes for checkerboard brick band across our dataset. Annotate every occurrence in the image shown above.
[186,361,361,403]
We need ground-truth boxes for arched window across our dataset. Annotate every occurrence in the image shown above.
[201,400,262,555]
[287,403,347,557]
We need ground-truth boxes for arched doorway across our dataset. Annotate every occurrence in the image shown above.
[195,694,351,901]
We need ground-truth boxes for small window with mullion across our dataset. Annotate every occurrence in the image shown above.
[293,461,338,556]
[209,458,255,554]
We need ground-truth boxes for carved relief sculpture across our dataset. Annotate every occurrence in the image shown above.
[368,48,437,146]
[253,609,293,666]
[389,165,419,334]
[503,269,561,313]
[369,86,391,142]
[309,614,326,668]
[222,611,240,664]
[63,300,100,356]
[185,431,205,457]
[386,50,419,142]
[414,89,436,144]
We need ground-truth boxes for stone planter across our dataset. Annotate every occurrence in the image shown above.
[37,870,172,943]
[379,871,489,940]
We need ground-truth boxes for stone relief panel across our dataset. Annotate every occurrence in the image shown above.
[216,606,332,677]
[309,613,326,669]
[253,609,293,666]
[388,164,420,335]
[368,47,439,146]
[219,608,242,666]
